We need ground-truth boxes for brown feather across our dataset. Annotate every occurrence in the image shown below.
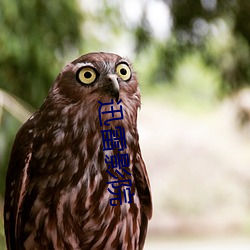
[4,52,152,250]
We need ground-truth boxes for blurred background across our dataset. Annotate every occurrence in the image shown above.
[1,0,250,249]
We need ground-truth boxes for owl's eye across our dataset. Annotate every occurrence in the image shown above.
[116,63,131,81]
[77,67,97,85]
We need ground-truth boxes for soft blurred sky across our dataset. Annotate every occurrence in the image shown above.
[79,0,171,57]
[122,0,171,40]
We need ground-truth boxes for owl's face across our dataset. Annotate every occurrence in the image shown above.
[52,52,140,106]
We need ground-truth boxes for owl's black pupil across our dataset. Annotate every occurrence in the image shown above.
[84,72,92,79]
[120,68,127,75]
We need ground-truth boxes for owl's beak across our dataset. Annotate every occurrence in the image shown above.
[107,74,120,102]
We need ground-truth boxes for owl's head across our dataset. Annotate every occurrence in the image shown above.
[51,52,141,108]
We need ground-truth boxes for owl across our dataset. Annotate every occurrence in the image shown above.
[4,52,152,249]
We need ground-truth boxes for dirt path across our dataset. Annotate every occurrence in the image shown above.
[138,99,250,236]
[144,237,250,250]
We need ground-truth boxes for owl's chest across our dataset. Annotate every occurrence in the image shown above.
[23,140,141,250]
[77,185,141,250]
[23,174,141,249]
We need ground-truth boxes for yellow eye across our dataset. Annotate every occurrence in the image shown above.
[116,63,131,81]
[77,67,97,85]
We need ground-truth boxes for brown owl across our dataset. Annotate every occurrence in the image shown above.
[4,52,152,249]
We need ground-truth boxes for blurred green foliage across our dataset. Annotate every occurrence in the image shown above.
[0,203,5,250]
[0,0,82,108]
[0,110,22,196]
[141,0,250,95]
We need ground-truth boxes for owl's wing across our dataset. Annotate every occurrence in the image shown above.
[134,147,152,218]
[134,146,152,249]
[4,121,34,249]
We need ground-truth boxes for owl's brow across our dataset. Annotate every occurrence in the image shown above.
[76,62,95,68]
[70,62,95,73]
[117,59,130,66]
[119,57,130,63]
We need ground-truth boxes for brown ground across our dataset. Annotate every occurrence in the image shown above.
[138,99,250,238]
